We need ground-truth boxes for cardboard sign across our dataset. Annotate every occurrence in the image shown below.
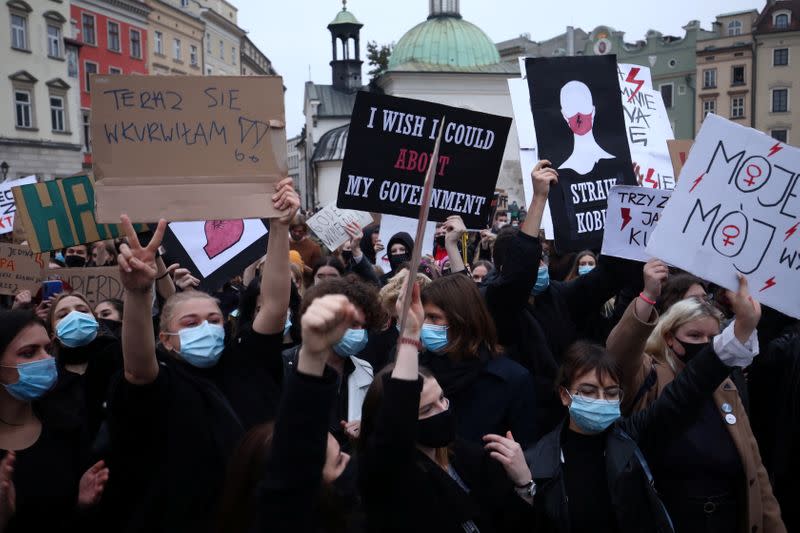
[602,185,672,262]
[337,92,512,229]
[91,75,287,223]
[618,64,675,190]
[12,174,148,253]
[162,219,268,291]
[47,266,124,307]
[307,204,373,251]
[647,114,800,319]
[526,56,637,252]
[668,140,694,181]
[0,244,48,296]
[0,176,37,235]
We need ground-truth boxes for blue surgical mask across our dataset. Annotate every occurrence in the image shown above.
[568,394,621,433]
[2,358,58,401]
[56,311,99,348]
[55,252,65,263]
[169,321,225,368]
[333,328,368,358]
[421,324,449,353]
[532,266,550,295]
[578,265,595,276]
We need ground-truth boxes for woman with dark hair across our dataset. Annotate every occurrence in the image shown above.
[419,274,536,447]
[312,257,346,285]
[334,223,381,287]
[564,250,597,281]
[95,298,124,323]
[0,310,108,532]
[657,272,707,314]
[471,260,494,284]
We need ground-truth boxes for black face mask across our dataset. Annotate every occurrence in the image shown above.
[58,342,95,365]
[64,255,86,268]
[341,251,353,264]
[673,339,710,364]
[434,235,446,247]
[98,318,122,339]
[417,408,456,448]
[389,253,410,272]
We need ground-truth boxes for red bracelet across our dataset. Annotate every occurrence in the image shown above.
[639,292,657,306]
[398,337,422,351]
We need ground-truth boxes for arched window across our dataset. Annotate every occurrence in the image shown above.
[774,12,790,30]
[727,20,742,36]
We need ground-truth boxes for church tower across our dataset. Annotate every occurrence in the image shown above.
[328,0,363,92]
[429,0,461,18]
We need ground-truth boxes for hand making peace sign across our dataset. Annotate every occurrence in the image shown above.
[117,215,168,292]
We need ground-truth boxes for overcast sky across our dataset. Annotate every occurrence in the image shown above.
[236,0,763,137]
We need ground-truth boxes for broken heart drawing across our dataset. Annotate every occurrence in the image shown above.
[203,220,245,260]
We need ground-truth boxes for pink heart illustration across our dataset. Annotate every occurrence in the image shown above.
[203,220,245,260]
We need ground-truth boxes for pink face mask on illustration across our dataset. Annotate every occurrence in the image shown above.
[566,111,593,136]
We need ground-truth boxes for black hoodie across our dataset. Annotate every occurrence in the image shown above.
[381,232,415,285]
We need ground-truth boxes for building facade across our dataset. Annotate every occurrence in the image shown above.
[496,27,591,63]
[695,10,759,133]
[754,0,800,144]
[71,0,150,168]
[182,0,242,75]
[241,34,276,76]
[144,0,204,76]
[1,0,82,180]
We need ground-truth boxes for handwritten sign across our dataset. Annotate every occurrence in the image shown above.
[602,185,672,262]
[668,140,694,181]
[618,64,675,190]
[337,92,511,229]
[647,114,800,319]
[0,244,48,296]
[307,205,373,251]
[0,176,37,235]
[91,75,287,223]
[47,266,124,307]
[12,174,147,253]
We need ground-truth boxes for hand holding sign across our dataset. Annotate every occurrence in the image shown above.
[118,215,167,292]
[642,259,669,302]
[729,274,761,345]
[272,177,300,226]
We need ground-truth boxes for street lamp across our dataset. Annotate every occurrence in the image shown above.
[0,161,8,181]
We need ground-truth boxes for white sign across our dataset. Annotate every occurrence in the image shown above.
[168,219,267,278]
[603,185,672,262]
[0,176,37,235]
[307,204,373,251]
[375,214,436,270]
[647,114,800,319]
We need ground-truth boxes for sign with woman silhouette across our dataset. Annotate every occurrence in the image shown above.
[526,55,637,252]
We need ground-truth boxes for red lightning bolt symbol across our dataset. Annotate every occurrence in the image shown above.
[644,168,657,188]
[786,221,800,241]
[625,67,645,102]
[689,173,704,193]
[760,277,777,292]
[768,142,783,158]
[620,207,632,230]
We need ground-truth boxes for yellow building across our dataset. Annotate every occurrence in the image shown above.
[145,0,204,75]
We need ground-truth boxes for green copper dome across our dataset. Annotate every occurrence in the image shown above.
[328,7,362,27]
[388,15,500,71]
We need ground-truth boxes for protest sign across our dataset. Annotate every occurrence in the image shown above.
[13,174,148,253]
[306,205,373,251]
[91,75,287,223]
[602,185,672,262]
[47,266,124,307]
[337,91,512,229]
[0,243,48,296]
[526,56,637,252]
[668,140,694,181]
[0,176,37,235]
[162,218,268,291]
[618,64,675,190]
[647,114,800,319]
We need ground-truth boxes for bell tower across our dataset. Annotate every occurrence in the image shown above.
[328,0,363,91]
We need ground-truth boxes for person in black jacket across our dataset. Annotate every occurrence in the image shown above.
[359,281,534,533]
[379,232,414,286]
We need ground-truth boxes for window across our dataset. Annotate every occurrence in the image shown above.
[47,24,61,57]
[11,13,27,50]
[771,129,788,143]
[219,39,224,59]
[206,32,211,52]
[130,29,142,58]
[232,46,236,65]
[660,83,674,109]
[703,68,716,89]
[14,90,32,128]
[107,21,120,52]
[50,96,65,132]
[731,96,745,118]
[82,111,91,152]
[109,66,122,74]
[678,84,687,96]
[703,99,716,118]
[82,13,95,45]
[772,88,789,112]
[727,20,742,36]
[181,0,189,6]
[190,45,198,66]
[84,61,98,92]
[67,46,78,77]
[206,66,212,75]
[774,48,789,66]
[774,13,790,30]
[173,38,181,60]
[732,65,745,86]
[154,31,163,55]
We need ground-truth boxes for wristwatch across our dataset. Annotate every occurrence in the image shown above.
[515,479,536,498]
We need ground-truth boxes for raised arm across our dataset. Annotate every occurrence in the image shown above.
[117,216,167,385]
[252,178,300,335]
[443,215,467,274]
[524,160,557,237]
[344,222,381,286]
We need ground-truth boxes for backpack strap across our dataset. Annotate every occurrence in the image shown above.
[631,366,658,408]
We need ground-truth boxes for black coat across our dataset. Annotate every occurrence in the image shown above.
[527,342,731,533]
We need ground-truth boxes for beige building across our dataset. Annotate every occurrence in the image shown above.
[754,0,800,144]
[181,0,242,75]
[0,0,82,180]
[695,10,759,133]
[145,0,204,75]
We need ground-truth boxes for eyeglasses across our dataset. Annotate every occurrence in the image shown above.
[570,385,623,402]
